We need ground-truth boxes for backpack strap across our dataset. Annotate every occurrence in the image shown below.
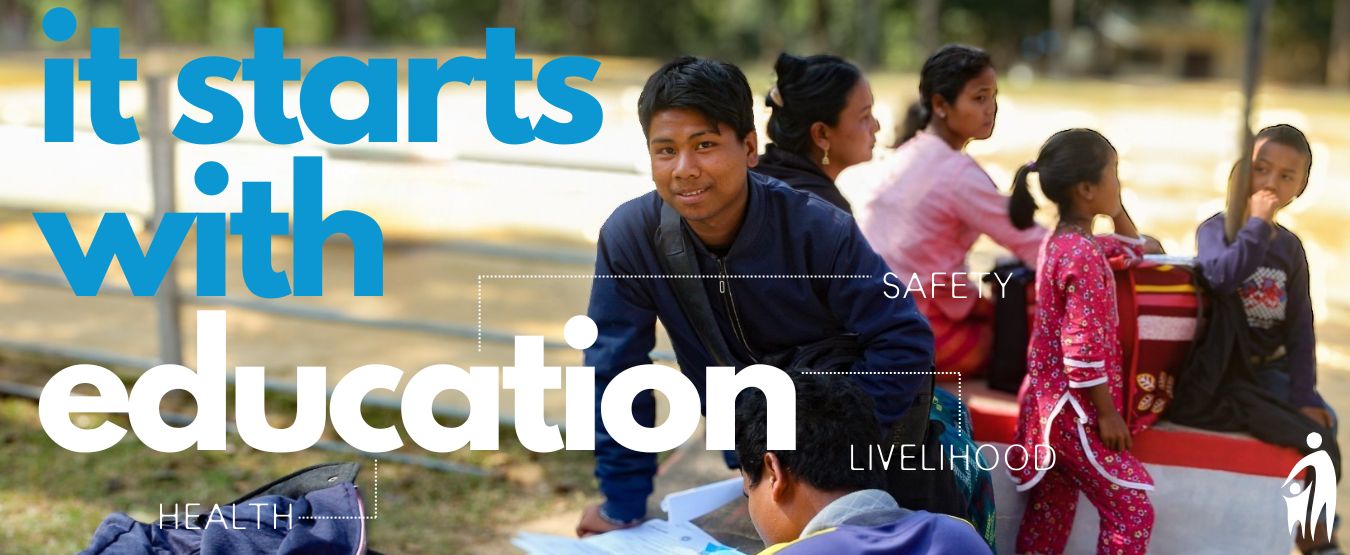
[653,201,738,367]
[888,372,935,448]
[182,462,363,530]
[223,462,361,506]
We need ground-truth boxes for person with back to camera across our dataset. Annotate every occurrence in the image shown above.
[736,372,990,554]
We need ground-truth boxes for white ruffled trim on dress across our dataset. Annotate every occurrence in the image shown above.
[1010,392,1155,493]
[1068,376,1108,389]
[1063,357,1104,369]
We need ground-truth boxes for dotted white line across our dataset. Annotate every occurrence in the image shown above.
[476,276,482,353]
[300,459,379,520]
[475,273,876,350]
[478,274,873,279]
[805,370,967,437]
[956,377,964,437]
[477,274,966,437]
[799,371,963,375]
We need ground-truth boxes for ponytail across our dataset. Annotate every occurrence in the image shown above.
[1013,128,1116,228]
[1009,162,1038,230]
[891,100,928,148]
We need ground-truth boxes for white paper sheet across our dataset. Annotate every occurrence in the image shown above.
[659,477,744,523]
[511,532,610,555]
[512,519,745,555]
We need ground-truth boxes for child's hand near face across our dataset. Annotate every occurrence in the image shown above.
[1249,189,1280,222]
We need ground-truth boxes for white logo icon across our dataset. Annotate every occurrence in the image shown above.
[1283,432,1337,543]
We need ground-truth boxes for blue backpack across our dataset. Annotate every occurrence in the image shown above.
[80,462,372,554]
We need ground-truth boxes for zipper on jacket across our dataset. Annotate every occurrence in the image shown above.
[717,257,758,362]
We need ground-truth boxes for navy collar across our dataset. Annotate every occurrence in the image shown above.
[686,170,768,260]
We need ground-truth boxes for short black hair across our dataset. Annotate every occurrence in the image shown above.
[735,372,885,492]
[917,44,993,128]
[765,52,863,158]
[1255,123,1313,193]
[638,56,755,140]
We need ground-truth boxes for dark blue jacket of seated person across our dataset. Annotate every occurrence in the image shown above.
[585,171,935,521]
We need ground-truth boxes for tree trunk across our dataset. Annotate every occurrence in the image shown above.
[1329,0,1350,88]
[917,0,941,56]
[497,0,525,29]
[856,0,881,68]
[812,0,831,53]
[261,0,281,28]
[124,0,164,46]
[566,0,596,53]
[759,3,784,66]
[1050,0,1074,75]
[334,0,370,46]
[0,0,29,50]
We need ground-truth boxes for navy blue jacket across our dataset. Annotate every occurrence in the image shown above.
[585,172,934,521]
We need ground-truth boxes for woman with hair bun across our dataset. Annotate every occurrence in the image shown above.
[856,44,1048,379]
[756,52,879,213]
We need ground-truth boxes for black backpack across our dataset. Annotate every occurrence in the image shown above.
[985,262,1037,394]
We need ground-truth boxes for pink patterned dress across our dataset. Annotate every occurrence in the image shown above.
[1009,226,1155,555]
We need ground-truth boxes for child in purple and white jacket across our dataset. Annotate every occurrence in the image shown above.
[1195,124,1330,432]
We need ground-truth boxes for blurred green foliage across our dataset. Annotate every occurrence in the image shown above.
[0,0,1344,83]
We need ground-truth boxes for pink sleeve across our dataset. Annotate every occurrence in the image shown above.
[1056,244,1110,388]
[1093,234,1146,261]
[951,166,1048,265]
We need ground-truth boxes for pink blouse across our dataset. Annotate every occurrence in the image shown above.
[857,132,1047,321]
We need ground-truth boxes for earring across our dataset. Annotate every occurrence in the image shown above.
[938,112,947,119]
[821,147,830,166]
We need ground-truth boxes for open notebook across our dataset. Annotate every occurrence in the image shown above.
[512,477,747,554]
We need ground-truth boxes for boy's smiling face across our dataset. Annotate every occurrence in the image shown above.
[1250,138,1310,209]
[646,107,757,242]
